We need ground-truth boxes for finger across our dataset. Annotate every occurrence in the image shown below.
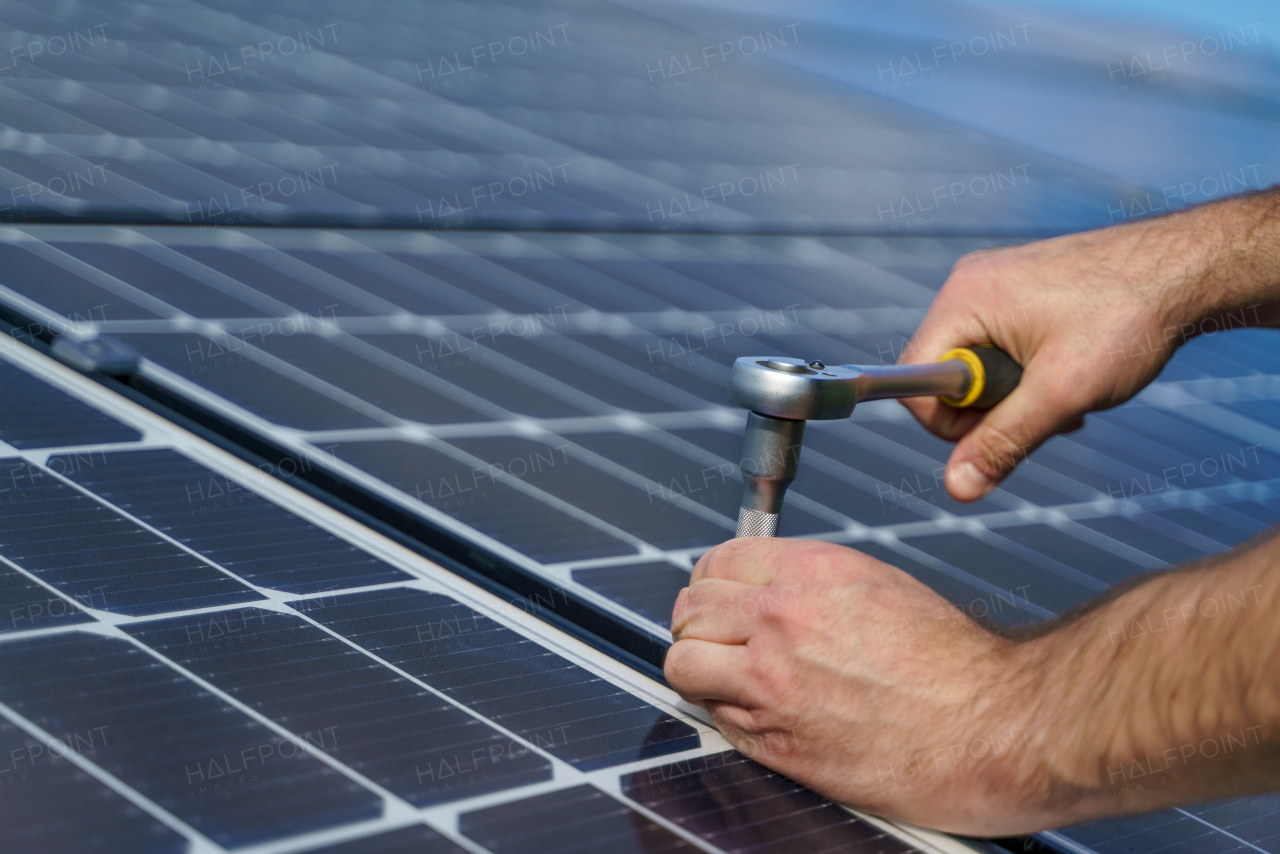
[898,396,986,442]
[664,638,753,706]
[691,538,794,586]
[671,578,763,644]
[705,701,794,764]
[704,700,758,741]
[944,363,1079,501]
[897,311,1006,441]
[898,284,986,368]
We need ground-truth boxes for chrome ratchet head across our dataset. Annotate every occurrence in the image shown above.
[726,357,865,422]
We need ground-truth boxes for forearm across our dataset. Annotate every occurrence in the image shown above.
[1155,187,1280,331]
[1016,531,1280,825]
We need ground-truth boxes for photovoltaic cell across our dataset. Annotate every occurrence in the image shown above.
[358,334,596,419]
[54,242,270,319]
[242,334,494,425]
[0,338,792,854]
[112,332,383,431]
[670,425,932,527]
[299,824,469,854]
[0,359,142,449]
[986,525,1156,588]
[899,533,1101,614]
[0,716,186,854]
[1097,405,1280,479]
[565,431,834,536]
[296,588,700,769]
[851,542,1041,627]
[125,608,553,805]
[856,420,1083,507]
[459,784,697,854]
[444,435,732,551]
[0,243,159,324]
[572,562,692,629]
[0,1,1178,234]
[1076,516,1221,566]
[478,334,682,414]
[0,563,94,634]
[1061,798,1280,854]
[1151,507,1268,548]
[173,247,376,317]
[53,449,412,594]
[0,460,261,616]
[0,632,382,848]
[330,440,632,563]
[569,333,730,404]
[803,424,998,517]
[622,751,919,853]
[283,250,466,317]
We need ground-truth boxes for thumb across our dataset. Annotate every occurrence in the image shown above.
[944,364,1075,501]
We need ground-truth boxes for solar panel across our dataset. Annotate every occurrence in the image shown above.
[0,331,948,853]
[2,222,1277,852]
[1,0,1278,850]
[0,0,1150,233]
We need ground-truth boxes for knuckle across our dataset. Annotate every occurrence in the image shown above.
[702,539,745,580]
[662,640,694,686]
[670,588,691,626]
[790,540,849,580]
[745,641,791,707]
[974,422,1026,473]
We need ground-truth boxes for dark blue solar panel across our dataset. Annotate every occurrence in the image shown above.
[55,242,271,318]
[0,243,159,326]
[443,434,732,551]
[459,784,698,854]
[670,425,932,527]
[299,824,470,854]
[0,562,94,633]
[54,449,411,594]
[1060,797,1280,854]
[853,541,1041,628]
[898,533,1101,615]
[479,333,685,413]
[569,332,731,404]
[804,423,1000,517]
[0,459,261,616]
[295,588,700,769]
[241,334,493,424]
[125,608,553,805]
[0,360,142,449]
[173,247,377,317]
[112,333,382,431]
[282,250,465,316]
[330,440,632,563]
[358,334,595,419]
[0,632,382,848]
[572,562,691,629]
[0,716,186,854]
[987,525,1156,587]
[566,431,833,536]
[1151,507,1268,549]
[622,751,918,853]
[1077,516,1222,566]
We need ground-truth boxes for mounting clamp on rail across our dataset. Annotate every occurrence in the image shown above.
[50,334,141,378]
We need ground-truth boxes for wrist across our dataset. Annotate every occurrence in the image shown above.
[979,632,1099,829]
[1006,553,1280,828]
[943,633,1088,833]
